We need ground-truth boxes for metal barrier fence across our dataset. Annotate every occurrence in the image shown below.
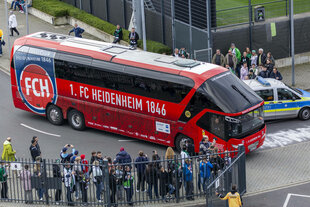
[194,48,212,63]
[0,146,245,206]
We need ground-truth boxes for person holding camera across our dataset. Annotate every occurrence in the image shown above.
[60,144,76,164]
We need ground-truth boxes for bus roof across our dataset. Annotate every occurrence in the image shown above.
[16,32,226,87]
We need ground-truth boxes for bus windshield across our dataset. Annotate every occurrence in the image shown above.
[200,71,262,113]
[197,106,264,141]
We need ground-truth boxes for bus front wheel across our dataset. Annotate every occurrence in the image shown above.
[68,109,86,131]
[46,105,64,125]
[175,134,191,153]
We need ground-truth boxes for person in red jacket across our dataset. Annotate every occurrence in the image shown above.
[80,154,89,175]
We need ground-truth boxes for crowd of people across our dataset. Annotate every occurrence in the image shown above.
[0,135,237,206]
[212,43,283,81]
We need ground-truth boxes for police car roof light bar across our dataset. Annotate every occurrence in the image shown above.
[256,76,271,86]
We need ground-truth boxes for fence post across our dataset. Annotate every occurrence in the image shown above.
[43,159,49,205]
[174,155,179,203]
[104,160,111,207]
[122,0,127,29]
[289,0,295,86]
[237,145,246,195]
[90,0,93,14]
[161,0,166,44]
[248,0,253,50]
[171,0,176,50]
[106,0,110,22]
[188,0,193,57]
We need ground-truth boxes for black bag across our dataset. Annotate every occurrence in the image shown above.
[1,40,5,46]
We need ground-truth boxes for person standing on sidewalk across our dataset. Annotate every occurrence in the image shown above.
[9,11,20,37]
[0,161,8,199]
[69,23,84,38]
[216,185,242,207]
[135,151,148,193]
[2,137,16,162]
[30,140,40,162]
[0,29,5,57]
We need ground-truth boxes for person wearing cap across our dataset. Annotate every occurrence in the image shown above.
[9,11,20,36]
[114,147,132,166]
[128,27,139,49]
[60,144,75,163]
[251,50,258,67]
[70,150,79,163]
[199,157,213,193]
[2,137,16,162]
[216,185,242,207]
[80,154,89,175]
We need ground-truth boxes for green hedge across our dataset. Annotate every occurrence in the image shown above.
[32,0,171,54]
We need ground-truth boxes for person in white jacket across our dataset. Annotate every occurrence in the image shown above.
[9,11,19,36]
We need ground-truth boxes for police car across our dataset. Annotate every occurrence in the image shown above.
[244,77,310,120]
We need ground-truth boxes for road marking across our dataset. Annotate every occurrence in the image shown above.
[20,123,61,137]
[0,66,10,76]
[262,126,310,149]
[118,140,137,142]
[283,193,310,207]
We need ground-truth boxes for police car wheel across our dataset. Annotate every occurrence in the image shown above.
[175,134,192,153]
[46,105,64,125]
[68,109,85,131]
[299,108,310,120]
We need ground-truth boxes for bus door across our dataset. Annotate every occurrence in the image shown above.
[118,110,153,140]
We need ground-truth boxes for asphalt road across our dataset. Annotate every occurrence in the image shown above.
[1,70,310,161]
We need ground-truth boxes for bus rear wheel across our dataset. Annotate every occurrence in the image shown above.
[299,107,310,120]
[46,105,64,125]
[175,134,191,153]
[68,109,86,131]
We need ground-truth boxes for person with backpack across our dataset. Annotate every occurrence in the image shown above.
[216,185,242,207]
[60,144,75,163]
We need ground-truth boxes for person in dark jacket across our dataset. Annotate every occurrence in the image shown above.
[257,48,266,66]
[135,151,148,192]
[152,150,161,170]
[248,69,256,79]
[240,51,250,69]
[159,166,168,201]
[258,66,270,78]
[185,139,195,156]
[30,140,40,161]
[60,144,75,163]
[270,67,283,80]
[32,136,41,157]
[210,147,224,177]
[199,135,211,155]
[114,147,132,166]
[123,166,134,206]
[113,24,123,44]
[109,169,118,207]
[69,23,85,38]
[53,159,62,205]
[146,163,159,199]
[128,27,139,49]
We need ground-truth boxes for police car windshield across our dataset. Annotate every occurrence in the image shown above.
[202,71,263,113]
[285,84,303,95]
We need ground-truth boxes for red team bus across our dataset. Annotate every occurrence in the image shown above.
[10,32,266,153]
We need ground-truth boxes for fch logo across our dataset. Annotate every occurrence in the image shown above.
[19,64,56,114]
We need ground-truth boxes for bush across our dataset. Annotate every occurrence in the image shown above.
[32,0,171,54]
